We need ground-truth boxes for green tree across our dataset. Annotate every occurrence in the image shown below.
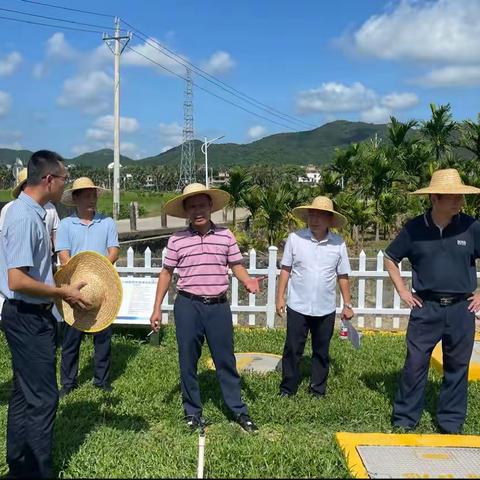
[421,103,456,163]
[220,167,252,227]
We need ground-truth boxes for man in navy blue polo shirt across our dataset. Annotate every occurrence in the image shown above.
[55,177,119,397]
[385,168,480,434]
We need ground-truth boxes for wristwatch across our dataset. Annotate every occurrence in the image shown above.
[344,303,353,309]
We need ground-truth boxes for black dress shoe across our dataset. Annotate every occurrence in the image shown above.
[278,391,294,398]
[185,415,209,433]
[308,387,325,398]
[235,413,258,433]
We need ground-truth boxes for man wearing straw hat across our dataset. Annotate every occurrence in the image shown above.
[385,168,480,434]
[150,183,264,433]
[276,195,354,398]
[55,177,120,397]
[0,151,89,479]
[0,168,60,249]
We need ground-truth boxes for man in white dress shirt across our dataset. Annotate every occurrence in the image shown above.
[276,196,354,398]
[0,168,59,247]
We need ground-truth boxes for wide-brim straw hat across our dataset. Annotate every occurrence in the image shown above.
[292,195,347,228]
[411,168,480,195]
[163,182,230,218]
[62,177,108,207]
[54,251,123,333]
[11,168,27,199]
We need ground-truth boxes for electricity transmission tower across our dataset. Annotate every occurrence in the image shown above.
[177,68,196,191]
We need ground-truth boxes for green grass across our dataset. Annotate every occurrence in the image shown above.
[0,327,479,478]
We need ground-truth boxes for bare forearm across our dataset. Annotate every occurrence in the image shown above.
[8,269,64,299]
[107,247,120,264]
[230,264,250,285]
[385,258,408,294]
[58,251,70,266]
[276,269,290,302]
[152,268,173,312]
[337,275,352,304]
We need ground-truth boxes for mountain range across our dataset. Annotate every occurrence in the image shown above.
[0,120,389,168]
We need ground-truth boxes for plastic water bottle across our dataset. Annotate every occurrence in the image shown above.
[339,319,348,340]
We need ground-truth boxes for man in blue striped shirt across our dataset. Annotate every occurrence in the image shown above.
[0,151,89,479]
[55,177,119,397]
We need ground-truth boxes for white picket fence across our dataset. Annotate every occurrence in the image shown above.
[116,246,415,329]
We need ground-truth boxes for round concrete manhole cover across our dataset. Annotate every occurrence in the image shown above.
[207,352,282,374]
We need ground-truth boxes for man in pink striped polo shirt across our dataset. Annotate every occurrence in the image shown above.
[150,183,263,434]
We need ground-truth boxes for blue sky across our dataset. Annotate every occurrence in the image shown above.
[0,0,479,159]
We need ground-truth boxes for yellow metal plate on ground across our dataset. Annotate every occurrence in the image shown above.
[336,432,480,478]
[431,335,480,381]
[206,352,282,374]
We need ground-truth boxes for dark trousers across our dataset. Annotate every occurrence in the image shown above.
[280,307,336,395]
[392,300,475,432]
[60,324,112,389]
[173,294,248,417]
[1,300,59,479]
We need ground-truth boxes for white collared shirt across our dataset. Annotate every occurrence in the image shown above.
[281,228,351,316]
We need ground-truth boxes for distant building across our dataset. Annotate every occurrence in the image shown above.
[297,165,321,184]
[144,175,154,188]
[211,170,229,186]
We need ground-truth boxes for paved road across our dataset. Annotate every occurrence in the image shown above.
[116,207,249,234]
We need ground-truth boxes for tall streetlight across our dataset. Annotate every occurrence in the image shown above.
[201,135,224,188]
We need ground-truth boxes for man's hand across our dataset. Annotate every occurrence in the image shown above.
[399,289,422,309]
[276,298,286,317]
[150,309,162,332]
[243,275,267,294]
[468,292,480,313]
[341,305,354,320]
[62,281,91,310]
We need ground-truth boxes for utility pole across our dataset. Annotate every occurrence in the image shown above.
[103,18,131,220]
[201,135,224,188]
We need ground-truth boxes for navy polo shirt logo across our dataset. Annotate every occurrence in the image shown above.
[457,239,467,246]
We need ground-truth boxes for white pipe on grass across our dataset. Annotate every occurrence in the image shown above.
[197,433,206,479]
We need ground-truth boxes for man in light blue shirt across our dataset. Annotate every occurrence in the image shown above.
[276,196,354,398]
[55,177,120,397]
[0,151,88,479]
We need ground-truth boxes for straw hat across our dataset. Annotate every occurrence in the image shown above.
[163,182,230,218]
[62,177,108,207]
[54,251,123,333]
[292,196,347,228]
[411,169,480,195]
[11,168,27,199]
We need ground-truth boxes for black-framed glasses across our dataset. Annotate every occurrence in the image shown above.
[42,174,70,182]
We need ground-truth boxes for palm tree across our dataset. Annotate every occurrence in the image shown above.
[420,103,456,162]
[387,116,418,149]
[220,167,252,227]
[457,115,480,161]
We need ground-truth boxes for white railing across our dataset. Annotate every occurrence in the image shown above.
[116,246,417,330]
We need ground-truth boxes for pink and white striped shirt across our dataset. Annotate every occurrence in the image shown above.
[163,223,243,296]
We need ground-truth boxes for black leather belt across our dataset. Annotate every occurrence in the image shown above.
[6,299,53,311]
[177,290,227,305]
[417,292,471,307]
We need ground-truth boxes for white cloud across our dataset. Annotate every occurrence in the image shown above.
[0,129,22,149]
[93,115,140,133]
[46,32,77,61]
[57,71,113,115]
[0,52,22,77]
[0,91,12,116]
[360,105,392,124]
[415,65,480,87]
[296,82,376,114]
[71,144,91,156]
[247,125,267,140]
[86,128,110,142]
[32,63,46,79]
[201,51,236,75]
[123,38,189,75]
[120,142,140,159]
[381,92,418,110]
[348,0,480,64]
[159,122,183,148]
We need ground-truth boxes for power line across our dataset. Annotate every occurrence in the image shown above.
[14,0,113,18]
[0,6,119,31]
[126,45,299,132]
[0,14,103,34]
[121,18,315,130]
